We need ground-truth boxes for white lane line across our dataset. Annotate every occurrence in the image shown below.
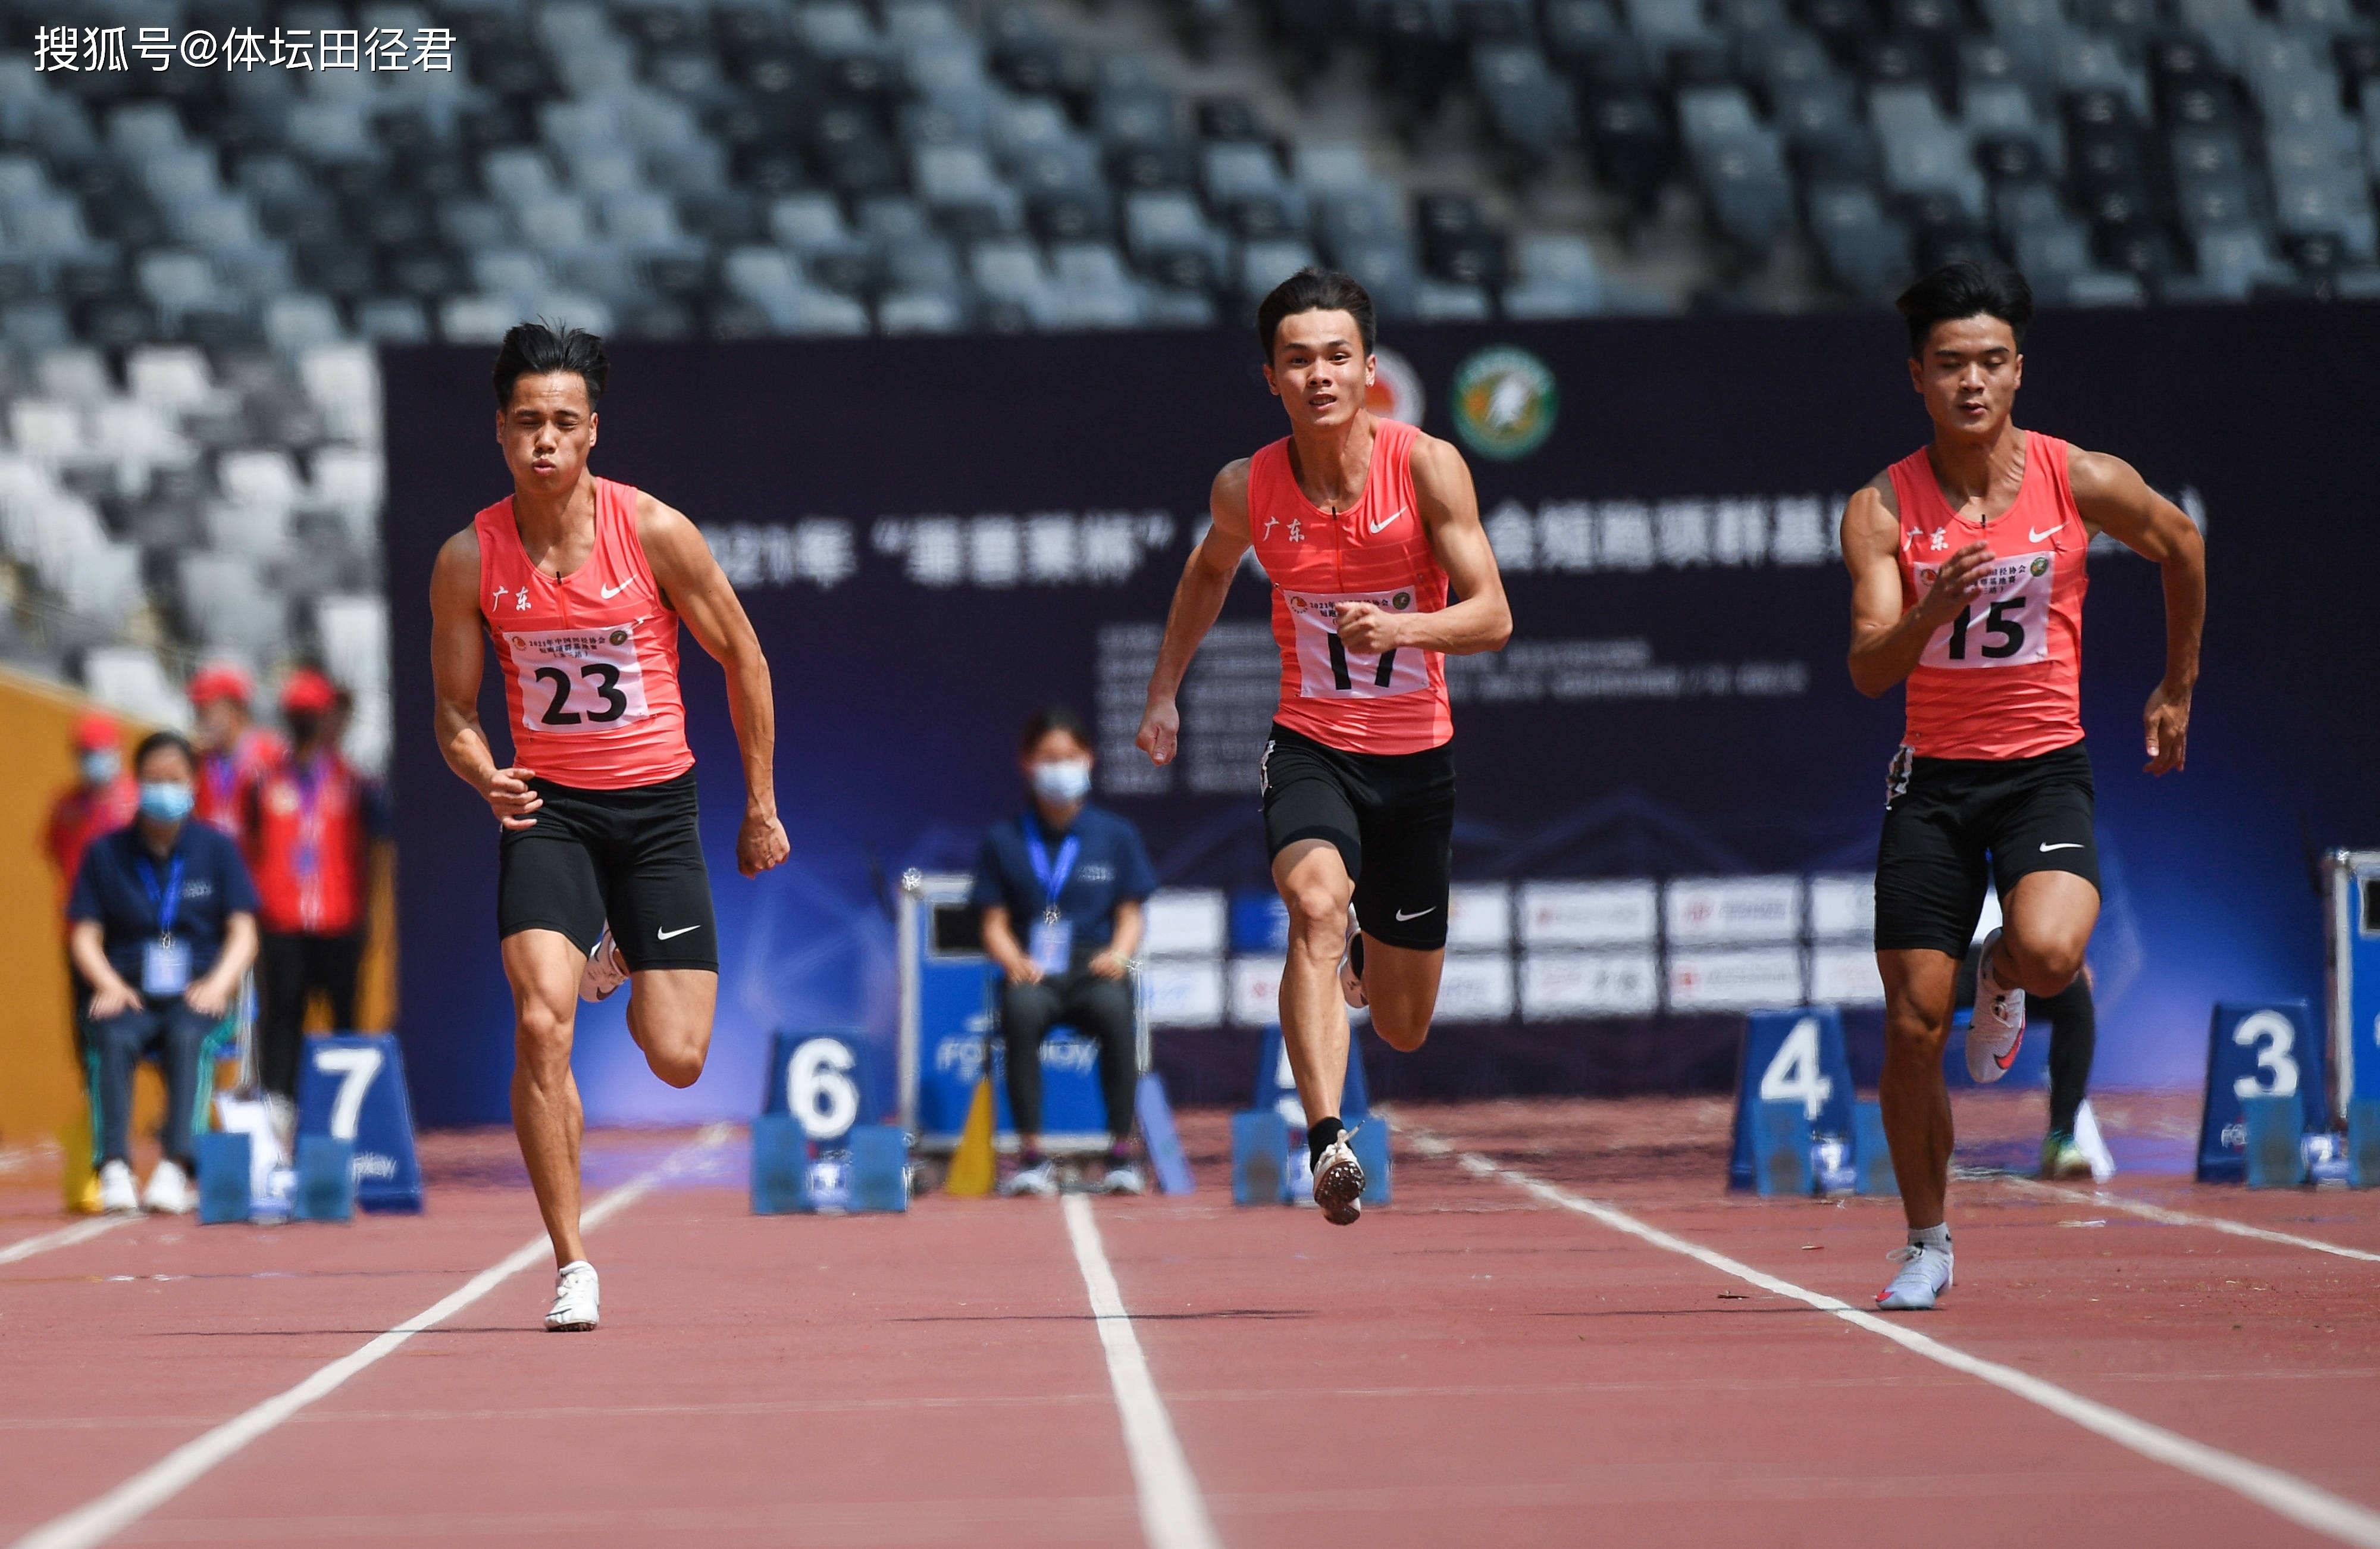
[1060,1194,1223,1549]
[1403,1126,2380,1549]
[11,1124,733,1549]
[1999,1176,2380,1265]
[0,1216,132,1267]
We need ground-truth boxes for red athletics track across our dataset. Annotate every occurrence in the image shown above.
[4,1095,2378,1548]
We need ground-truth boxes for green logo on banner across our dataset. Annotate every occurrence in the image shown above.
[1450,346,1558,461]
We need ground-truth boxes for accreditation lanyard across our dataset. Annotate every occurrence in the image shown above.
[1023,818,1081,975]
[137,852,190,996]
[289,758,332,914]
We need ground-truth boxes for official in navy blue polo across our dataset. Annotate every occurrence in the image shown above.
[68,730,260,1216]
[972,706,1157,1197]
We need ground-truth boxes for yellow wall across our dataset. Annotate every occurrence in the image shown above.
[0,668,103,1147]
[0,668,396,1150]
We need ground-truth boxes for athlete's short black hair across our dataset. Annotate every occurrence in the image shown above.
[1896,262,2034,358]
[133,729,196,776]
[493,320,609,409]
[1019,705,1092,757]
[1257,268,1377,362]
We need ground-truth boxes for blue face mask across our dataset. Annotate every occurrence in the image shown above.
[80,749,121,786]
[1031,759,1092,806]
[138,781,194,824]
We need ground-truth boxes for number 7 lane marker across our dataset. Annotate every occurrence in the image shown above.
[11,1124,734,1549]
[1401,1126,2380,1549]
[1060,1195,1222,1549]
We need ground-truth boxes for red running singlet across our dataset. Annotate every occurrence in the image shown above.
[1888,431,2090,761]
[1246,418,1453,756]
[474,476,695,790]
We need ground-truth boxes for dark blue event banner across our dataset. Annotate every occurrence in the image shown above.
[381,306,2380,1126]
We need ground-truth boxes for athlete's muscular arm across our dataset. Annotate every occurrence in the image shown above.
[429,527,544,830]
[2067,446,2205,775]
[637,495,790,877]
[1135,461,1254,768]
[1334,434,1512,657]
[1842,475,1994,698]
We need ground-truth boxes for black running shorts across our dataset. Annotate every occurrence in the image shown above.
[1874,740,2100,957]
[1260,722,1455,952]
[497,769,719,972]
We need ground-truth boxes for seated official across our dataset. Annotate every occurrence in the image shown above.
[973,706,1156,1197]
[67,731,260,1216]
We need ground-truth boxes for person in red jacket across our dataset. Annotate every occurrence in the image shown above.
[244,668,390,1104]
[48,711,140,916]
[49,710,142,1056]
[188,661,285,844]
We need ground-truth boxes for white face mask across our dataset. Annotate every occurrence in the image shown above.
[1031,758,1092,805]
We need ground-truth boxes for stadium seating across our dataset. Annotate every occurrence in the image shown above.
[1,0,2374,738]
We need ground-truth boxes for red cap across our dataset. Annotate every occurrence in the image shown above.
[280,668,338,716]
[187,662,253,708]
[73,709,120,752]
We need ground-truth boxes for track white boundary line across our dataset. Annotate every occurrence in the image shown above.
[1060,1194,1222,1549]
[0,1215,131,1267]
[2000,1176,2380,1265]
[11,1124,734,1549]
[1403,1126,2380,1549]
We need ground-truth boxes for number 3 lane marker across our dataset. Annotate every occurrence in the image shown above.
[1402,1124,2380,1549]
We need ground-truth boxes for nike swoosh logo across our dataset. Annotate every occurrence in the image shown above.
[2039,842,2083,852]
[599,581,631,599]
[1393,906,1435,921]
[2028,525,2059,543]
[656,924,701,939]
[1368,508,1407,535]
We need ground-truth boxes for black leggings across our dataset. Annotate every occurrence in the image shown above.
[998,971,1138,1143]
[259,931,362,1101]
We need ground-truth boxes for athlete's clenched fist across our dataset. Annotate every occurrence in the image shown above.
[739,808,791,876]
[1135,697,1180,766]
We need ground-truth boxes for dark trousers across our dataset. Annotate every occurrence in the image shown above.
[999,971,1138,1143]
[89,1001,217,1168]
[259,931,362,1101]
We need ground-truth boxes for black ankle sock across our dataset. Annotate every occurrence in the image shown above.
[1307,1116,1345,1168]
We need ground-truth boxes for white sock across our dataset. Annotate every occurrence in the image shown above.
[1909,1223,1951,1251]
[559,1259,593,1275]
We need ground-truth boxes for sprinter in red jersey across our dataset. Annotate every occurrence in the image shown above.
[1137,270,1512,1225]
[428,324,788,1331]
[1844,264,2205,1310]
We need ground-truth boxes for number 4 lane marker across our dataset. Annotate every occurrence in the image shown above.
[12,1125,734,1549]
[1060,1195,1221,1549]
[1401,1125,2380,1549]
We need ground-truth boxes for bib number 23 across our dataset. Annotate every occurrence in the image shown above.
[509,627,650,733]
[534,663,628,725]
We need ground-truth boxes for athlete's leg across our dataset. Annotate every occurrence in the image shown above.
[1878,949,1961,1230]
[1358,938,1444,1052]
[2044,965,2096,1135]
[1989,870,2099,997]
[503,928,590,1267]
[1273,837,1355,1125]
[601,774,720,1090]
[1345,749,1454,1053]
[624,969,717,1088]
